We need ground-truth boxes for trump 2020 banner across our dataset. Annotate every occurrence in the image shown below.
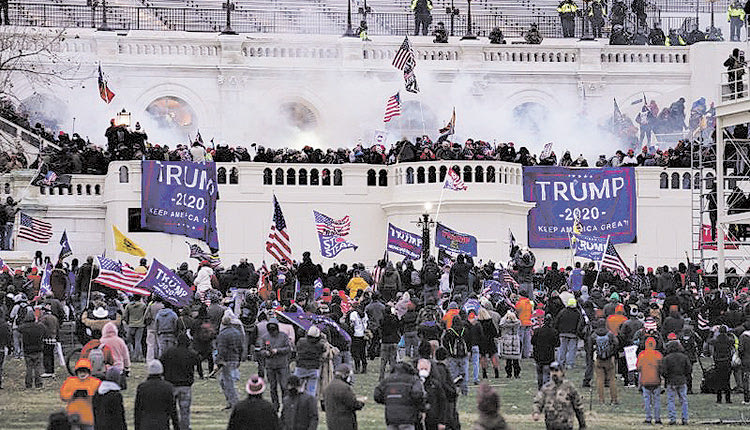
[435,223,477,257]
[572,233,608,261]
[523,167,636,248]
[141,161,219,249]
[136,258,193,307]
[387,223,423,260]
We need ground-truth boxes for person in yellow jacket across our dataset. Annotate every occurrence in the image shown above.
[557,0,579,38]
[728,0,746,41]
[665,28,686,46]
[346,275,369,299]
[60,358,102,429]
[411,0,433,36]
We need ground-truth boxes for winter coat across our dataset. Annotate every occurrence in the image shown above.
[532,325,559,365]
[216,325,245,365]
[134,375,178,430]
[374,363,425,426]
[660,342,692,386]
[296,336,325,370]
[100,322,130,370]
[636,342,663,387]
[281,391,318,430]
[739,330,750,369]
[123,301,147,328]
[324,377,364,430]
[498,316,521,360]
[160,343,199,387]
[93,381,127,430]
[228,395,281,430]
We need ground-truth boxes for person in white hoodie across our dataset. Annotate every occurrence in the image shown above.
[194,261,215,299]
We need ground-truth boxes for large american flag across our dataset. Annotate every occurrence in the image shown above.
[444,168,467,191]
[94,256,150,296]
[266,195,292,264]
[18,212,53,243]
[601,239,631,277]
[383,92,401,123]
[314,210,351,236]
[392,36,416,71]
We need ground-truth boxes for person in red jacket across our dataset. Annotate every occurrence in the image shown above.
[637,337,663,424]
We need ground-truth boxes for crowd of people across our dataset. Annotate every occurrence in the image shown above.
[2,243,750,429]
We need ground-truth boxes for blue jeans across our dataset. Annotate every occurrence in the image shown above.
[642,385,661,422]
[294,367,320,397]
[471,345,481,382]
[519,325,533,358]
[173,386,192,430]
[448,356,469,395]
[666,384,688,423]
[536,363,550,390]
[219,361,239,408]
[127,326,144,361]
[557,335,577,369]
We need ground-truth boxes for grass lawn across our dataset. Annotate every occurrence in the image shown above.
[0,356,748,429]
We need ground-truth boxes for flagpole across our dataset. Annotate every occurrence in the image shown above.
[434,183,447,223]
[593,235,611,288]
[418,101,426,137]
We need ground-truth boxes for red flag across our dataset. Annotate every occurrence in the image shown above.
[98,65,115,104]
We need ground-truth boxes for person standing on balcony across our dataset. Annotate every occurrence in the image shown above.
[724,48,746,100]
[632,0,647,30]
[588,0,606,38]
[0,0,8,26]
[411,0,433,36]
[729,0,746,41]
[557,0,579,38]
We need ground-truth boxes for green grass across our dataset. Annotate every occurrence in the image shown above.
[0,356,748,429]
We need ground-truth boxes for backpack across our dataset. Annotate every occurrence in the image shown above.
[450,328,468,357]
[88,343,106,378]
[595,333,614,360]
[410,270,421,286]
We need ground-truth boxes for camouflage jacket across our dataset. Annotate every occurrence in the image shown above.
[533,379,585,429]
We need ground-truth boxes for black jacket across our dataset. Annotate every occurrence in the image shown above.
[554,307,581,336]
[228,395,281,430]
[19,321,45,354]
[450,262,470,286]
[381,312,402,344]
[93,382,127,430]
[324,377,364,430]
[281,391,319,430]
[134,376,178,430]
[660,343,692,386]
[374,363,426,425]
[532,325,559,365]
[296,336,324,370]
[160,344,199,387]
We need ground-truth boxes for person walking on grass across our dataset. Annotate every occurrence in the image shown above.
[532,361,587,430]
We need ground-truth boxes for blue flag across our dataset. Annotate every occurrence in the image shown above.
[38,262,52,298]
[59,230,72,261]
[318,233,358,258]
[572,233,608,261]
[434,223,477,257]
[387,223,422,260]
[314,278,324,300]
[136,258,193,307]
[278,309,351,344]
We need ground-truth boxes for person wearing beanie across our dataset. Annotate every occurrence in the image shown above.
[324,364,364,430]
[123,295,147,362]
[216,313,245,410]
[708,325,734,404]
[60,359,101,429]
[379,305,402,381]
[18,310,45,388]
[475,383,509,430]
[590,318,619,405]
[280,375,318,430]
[160,333,199,430]
[661,339,691,425]
[134,360,178,430]
[258,317,292,411]
[294,325,325,397]
[227,375,280,430]
[532,362,586,430]
[532,314,560,390]
[93,367,126,430]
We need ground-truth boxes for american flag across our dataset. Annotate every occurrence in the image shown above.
[314,210,351,236]
[392,36,416,71]
[600,239,631,277]
[444,168,467,191]
[266,195,292,264]
[94,256,150,296]
[383,92,402,123]
[0,257,11,273]
[17,212,53,243]
[186,242,222,268]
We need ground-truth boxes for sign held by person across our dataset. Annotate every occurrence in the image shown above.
[434,223,477,256]
[387,223,422,260]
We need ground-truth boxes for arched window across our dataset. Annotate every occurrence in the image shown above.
[671,172,680,189]
[475,166,484,183]
[379,169,388,186]
[229,167,239,184]
[659,172,668,189]
[217,167,227,184]
[76,184,82,195]
[428,166,437,183]
[487,166,496,183]
[299,169,308,185]
[86,184,91,195]
[333,169,342,186]
[439,166,448,182]
[119,166,129,183]
[463,166,472,183]
[310,169,319,185]
[263,168,272,185]
[417,167,425,184]
[275,168,284,185]
[406,167,414,184]
[286,169,296,185]
[94,185,101,195]
[682,173,691,189]
[322,169,331,186]
[367,169,376,186]
[67,185,73,195]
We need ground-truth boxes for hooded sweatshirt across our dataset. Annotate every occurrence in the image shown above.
[100,322,131,370]
[636,337,663,387]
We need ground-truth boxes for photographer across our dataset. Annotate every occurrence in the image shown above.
[724,48,746,100]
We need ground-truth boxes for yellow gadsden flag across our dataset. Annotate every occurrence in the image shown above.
[113,225,146,257]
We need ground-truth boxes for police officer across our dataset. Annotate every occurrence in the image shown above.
[532,362,587,430]
[411,0,433,36]
[557,0,579,38]
[728,0,746,41]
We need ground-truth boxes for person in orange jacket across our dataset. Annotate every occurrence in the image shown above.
[60,358,101,429]
[515,290,534,358]
[637,337,663,424]
[606,304,627,336]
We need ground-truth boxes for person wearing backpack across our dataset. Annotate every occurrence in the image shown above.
[442,316,469,396]
[421,257,440,305]
[81,334,115,380]
[590,318,618,404]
